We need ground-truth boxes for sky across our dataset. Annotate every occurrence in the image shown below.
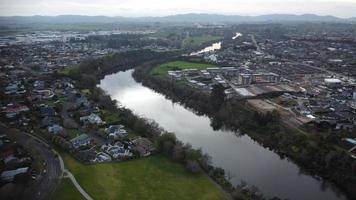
[0,0,356,18]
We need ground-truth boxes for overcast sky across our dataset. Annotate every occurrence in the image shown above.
[0,0,355,18]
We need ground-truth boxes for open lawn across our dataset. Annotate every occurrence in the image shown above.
[183,35,223,47]
[61,153,228,200]
[150,61,217,78]
[53,178,85,200]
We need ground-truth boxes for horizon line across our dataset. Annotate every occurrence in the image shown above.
[0,13,355,19]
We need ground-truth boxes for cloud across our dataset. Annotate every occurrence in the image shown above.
[0,0,355,17]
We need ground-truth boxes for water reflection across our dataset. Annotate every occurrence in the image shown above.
[190,42,221,56]
[99,69,346,200]
[232,32,243,40]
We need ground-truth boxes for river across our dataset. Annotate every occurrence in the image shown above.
[190,32,242,56]
[99,69,346,200]
[190,42,222,56]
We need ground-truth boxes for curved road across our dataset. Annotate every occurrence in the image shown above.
[24,130,94,200]
[1,123,93,200]
[1,123,61,200]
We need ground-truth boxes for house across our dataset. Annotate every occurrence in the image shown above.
[76,95,90,107]
[34,89,55,100]
[60,77,74,89]
[41,116,60,128]
[94,152,112,162]
[206,67,221,74]
[74,148,97,162]
[70,134,91,149]
[33,80,45,91]
[1,167,29,182]
[4,104,29,119]
[48,124,64,135]
[132,137,155,156]
[80,113,102,125]
[324,78,342,88]
[168,71,183,80]
[40,106,56,118]
[3,156,31,171]
[3,155,19,164]
[5,81,26,95]
[105,125,128,139]
[101,143,131,159]
[221,67,239,76]
[200,70,211,78]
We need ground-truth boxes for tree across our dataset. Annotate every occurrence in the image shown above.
[186,160,201,174]
[231,190,244,200]
[79,74,96,88]
[210,84,226,111]
[63,119,78,129]
[184,144,202,161]
[162,141,175,156]
[172,143,184,162]
[157,132,177,152]
[198,153,211,171]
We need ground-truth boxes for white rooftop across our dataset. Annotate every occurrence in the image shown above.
[234,88,255,97]
[324,78,342,83]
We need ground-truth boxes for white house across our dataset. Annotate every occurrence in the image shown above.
[101,144,131,159]
[48,124,64,135]
[80,113,102,125]
[105,125,128,139]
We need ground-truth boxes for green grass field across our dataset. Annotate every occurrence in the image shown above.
[183,35,223,47]
[150,61,217,78]
[61,153,228,200]
[53,178,85,200]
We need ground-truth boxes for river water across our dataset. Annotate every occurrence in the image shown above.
[190,42,222,56]
[232,32,243,40]
[190,32,242,56]
[99,69,346,200]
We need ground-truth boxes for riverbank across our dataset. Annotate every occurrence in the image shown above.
[132,59,356,200]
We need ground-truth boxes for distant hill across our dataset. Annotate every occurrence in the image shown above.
[0,13,355,25]
[146,13,346,23]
